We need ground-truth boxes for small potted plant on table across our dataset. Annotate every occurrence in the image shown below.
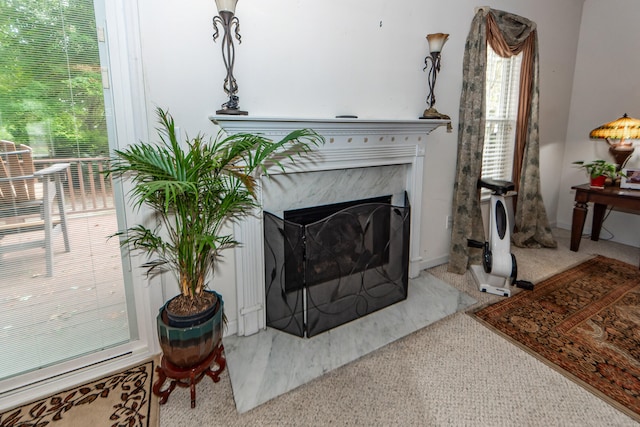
[107,108,322,405]
[573,159,625,188]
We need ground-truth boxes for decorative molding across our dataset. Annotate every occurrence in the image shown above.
[253,145,423,175]
[211,116,450,137]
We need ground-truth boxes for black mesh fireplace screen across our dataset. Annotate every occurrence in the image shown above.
[264,193,410,337]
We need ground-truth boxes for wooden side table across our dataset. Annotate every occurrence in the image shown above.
[570,183,640,268]
[153,343,226,408]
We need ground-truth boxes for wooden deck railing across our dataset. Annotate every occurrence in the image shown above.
[34,157,114,214]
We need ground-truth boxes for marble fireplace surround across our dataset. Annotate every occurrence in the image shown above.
[211,116,450,337]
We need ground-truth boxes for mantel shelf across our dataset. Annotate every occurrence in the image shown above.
[210,116,451,137]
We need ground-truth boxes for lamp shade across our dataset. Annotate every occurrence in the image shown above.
[589,114,640,141]
[426,33,449,53]
[215,0,237,14]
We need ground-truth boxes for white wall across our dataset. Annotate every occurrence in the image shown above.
[557,0,640,247]
[134,0,585,331]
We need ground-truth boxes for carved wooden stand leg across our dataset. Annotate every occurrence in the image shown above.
[152,344,226,408]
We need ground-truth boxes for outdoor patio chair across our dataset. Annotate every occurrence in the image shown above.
[0,140,70,276]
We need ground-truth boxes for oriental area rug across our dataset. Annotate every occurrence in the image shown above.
[0,357,159,427]
[473,255,640,422]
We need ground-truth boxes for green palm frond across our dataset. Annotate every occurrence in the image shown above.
[106,107,323,298]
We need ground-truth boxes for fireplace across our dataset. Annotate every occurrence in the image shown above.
[264,194,410,337]
[211,116,449,337]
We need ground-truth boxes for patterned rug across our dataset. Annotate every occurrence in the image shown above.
[473,256,640,423]
[0,357,159,427]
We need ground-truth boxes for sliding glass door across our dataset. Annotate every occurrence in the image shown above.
[0,0,136,382]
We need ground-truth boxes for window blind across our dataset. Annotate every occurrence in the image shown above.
[482,45,522,197]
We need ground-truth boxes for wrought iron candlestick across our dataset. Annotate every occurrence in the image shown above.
[421,33,450,120]
[213,0,247,115]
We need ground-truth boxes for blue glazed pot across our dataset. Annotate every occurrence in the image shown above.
[157,291,224,368]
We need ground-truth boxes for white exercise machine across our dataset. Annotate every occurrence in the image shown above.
[468,178,534,297]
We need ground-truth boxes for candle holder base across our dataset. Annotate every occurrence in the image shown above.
[216,108,248,116]
[420,107,450,120]
[217,95,248,115]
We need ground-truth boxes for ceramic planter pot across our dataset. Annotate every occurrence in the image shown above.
[157,291,224,368]
[165,291,219,328]
[590,175,606,189]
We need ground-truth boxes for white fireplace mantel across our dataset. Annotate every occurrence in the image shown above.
[210,115,450,337]
[211,116,451,137]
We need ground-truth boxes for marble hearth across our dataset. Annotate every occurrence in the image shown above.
[224,272,475,413]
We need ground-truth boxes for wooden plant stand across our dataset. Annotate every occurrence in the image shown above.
[152,343,226,408]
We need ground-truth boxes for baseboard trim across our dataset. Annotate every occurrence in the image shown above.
[419,255,449,271]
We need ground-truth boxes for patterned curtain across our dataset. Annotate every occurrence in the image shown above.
[447,8,556,274]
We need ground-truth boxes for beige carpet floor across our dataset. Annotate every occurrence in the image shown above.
[159,228,640,426]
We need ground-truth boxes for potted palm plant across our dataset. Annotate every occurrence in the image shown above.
[107,107,323,368]
[573,159,625,188]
